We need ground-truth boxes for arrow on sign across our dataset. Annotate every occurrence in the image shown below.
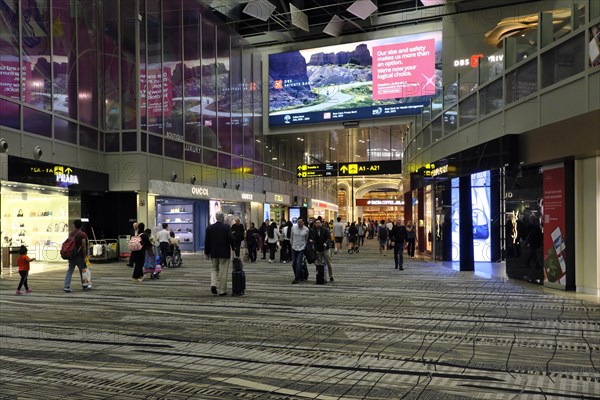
[340,165,348,173]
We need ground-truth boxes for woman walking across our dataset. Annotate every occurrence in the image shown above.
[131,223,151,282]
[406,221,416,258]
[266,221,280,263]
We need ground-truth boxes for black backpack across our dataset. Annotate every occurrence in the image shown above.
[378,226,388,241]
[304,243,317,264]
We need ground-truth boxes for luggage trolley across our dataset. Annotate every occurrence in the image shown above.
[88,239,118,263]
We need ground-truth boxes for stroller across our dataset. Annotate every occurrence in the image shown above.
[165,244,183,268]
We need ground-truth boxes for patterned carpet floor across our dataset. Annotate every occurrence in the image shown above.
[1,240,599,399]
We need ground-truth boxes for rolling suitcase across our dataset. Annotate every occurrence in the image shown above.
[232,257,246,296]
[316,264,325,285]
[291,258,309,281]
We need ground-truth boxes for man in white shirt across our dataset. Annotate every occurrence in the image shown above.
[290,218,310,284]
[333,217,344,254]
[156,223,170,267]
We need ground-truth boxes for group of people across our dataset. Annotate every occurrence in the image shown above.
[13,214,419,296]
[128,222,180,283]
[204,213,338,295]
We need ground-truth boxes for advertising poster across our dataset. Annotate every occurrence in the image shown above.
[0,60,32,102]
[268,31,441,127]
[140,66,173,117]
[451,178,460,261]
[542,164,567,289]
[472,171,491,262]
[209,200,221,225]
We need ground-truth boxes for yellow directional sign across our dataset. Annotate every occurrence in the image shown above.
[338,160,401,176]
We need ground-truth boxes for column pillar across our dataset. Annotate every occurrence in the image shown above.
[459,175,474,271]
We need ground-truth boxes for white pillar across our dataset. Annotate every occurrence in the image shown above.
[575,156,600,296]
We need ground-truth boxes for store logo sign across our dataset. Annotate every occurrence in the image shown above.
[453,54,503,68]
[274,194,283,202]
[56,173,79,185]
[430,165,449,177]
[191,187,209,196]
[241,193,253,200]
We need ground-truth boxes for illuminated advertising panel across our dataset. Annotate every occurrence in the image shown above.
[472,171,491,262]
[268,30,441,127]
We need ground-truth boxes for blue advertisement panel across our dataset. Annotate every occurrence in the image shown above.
[451,178,460,261]
[268,31,442,127]
[472,171,491,262]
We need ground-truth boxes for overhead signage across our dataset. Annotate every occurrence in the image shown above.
[419,162,456,178]
[7,156,108,191]
[338,160,401,176]
[296,163,337,178]
[241,193,253,200]
[297,160,401,178]
[356,199,404,206]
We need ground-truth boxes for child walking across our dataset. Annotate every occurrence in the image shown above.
[16,245,35,295]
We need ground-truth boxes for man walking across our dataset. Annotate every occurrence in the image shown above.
[333,217,344,254]
[156,223,170,268]
[377,219,389,256]
[310,219,333,282]
[204,211,235,296]
[63,219,89,292]
[290,218,309,284]
[390,219,407,270]
[231,217,245,258]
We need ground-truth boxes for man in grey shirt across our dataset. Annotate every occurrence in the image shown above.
[333,216,344,254]
[290,218,310,284]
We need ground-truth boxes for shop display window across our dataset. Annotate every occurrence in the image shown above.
[156,199,195,250]
[1,182,69,263]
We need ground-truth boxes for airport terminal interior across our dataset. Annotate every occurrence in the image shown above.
[1,0,599,398]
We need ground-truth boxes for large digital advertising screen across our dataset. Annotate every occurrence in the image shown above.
[471,171,491,262]
[451,171,491,262]
[268,31,442,127]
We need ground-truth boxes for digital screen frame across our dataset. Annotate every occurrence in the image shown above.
[268,31,442,127]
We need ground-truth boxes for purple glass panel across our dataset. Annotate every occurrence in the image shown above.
[218,152,231,169]
[23,107,51,137]
[149,134,162,155]
[0,99,19,130]
[77,0,98,126]
[0,0,20,102]
[201,18,216,146]
[53,117,77,144]
[165,138,183,159]
[79,125,98,150]
[103,0,120,130]
[216,28,231,153]
[52,0,77,119]
[164,3,183,141]
[122,132,137,151]
[105,132,119,152]
[145,1,162,134]
[122,0,137,129]
[203,148,217,167]
[183,9,202,144]
[21,0,51,111]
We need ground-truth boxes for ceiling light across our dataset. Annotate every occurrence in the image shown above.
[323,15,343,37]
[243,0,276,22]
[272,157,278,160]
[347,0,377,20]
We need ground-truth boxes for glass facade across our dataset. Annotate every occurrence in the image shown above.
[0,0,300,182]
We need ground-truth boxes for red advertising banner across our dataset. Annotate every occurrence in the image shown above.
[372,39,436,100]
[542,164,567,289]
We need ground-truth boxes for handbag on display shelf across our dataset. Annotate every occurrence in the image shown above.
[17,209,23,217]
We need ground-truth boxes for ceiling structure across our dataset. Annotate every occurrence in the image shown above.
[201,0,540,193]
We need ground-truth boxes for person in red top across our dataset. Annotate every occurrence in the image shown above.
[16,245,35,295]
